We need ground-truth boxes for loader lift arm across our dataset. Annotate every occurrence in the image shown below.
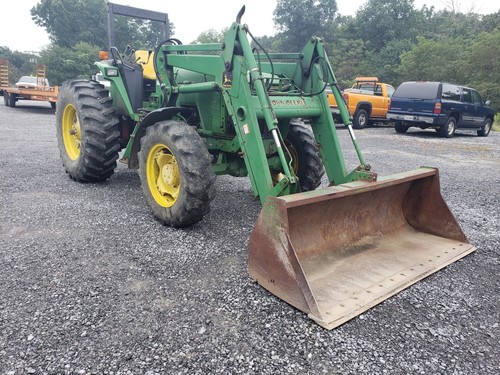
[153,12,376,202]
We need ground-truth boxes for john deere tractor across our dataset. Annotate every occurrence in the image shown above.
[55,7,475,329]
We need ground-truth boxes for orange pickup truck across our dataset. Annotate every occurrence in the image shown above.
[327,77,395,128]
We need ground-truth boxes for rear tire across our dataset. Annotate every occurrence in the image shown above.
[352,109,368,129]
[394,121,409,133]
[55,79,121,182]
[285,119,325,191]
[138,120,216,227]
[439,116,456,138]
[477,119,492,137]
[3,92,9,106]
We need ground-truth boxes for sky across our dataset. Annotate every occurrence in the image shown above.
[1,0,499,53]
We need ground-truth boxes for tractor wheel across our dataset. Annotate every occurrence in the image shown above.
[352,108,368,129]
[477,118,492,137]
[138,119,216,227]
[55,79,121,182]
[285,119,325,192]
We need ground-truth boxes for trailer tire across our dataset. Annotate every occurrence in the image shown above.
[286,119,325,192]
[8,93,16,107]
[138,120,216,227]
[55,79,121,182]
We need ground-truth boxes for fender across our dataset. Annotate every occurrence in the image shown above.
[355,101,372,117]
[128,106,193,169]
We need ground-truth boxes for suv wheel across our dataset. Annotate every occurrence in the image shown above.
[440,117,456,138]
[477,119,492,137]
[394,121,409,133]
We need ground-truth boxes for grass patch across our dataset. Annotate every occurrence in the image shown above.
[493,113,500,132]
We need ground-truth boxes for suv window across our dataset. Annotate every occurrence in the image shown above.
[471,90,483,105]
[394,82,440,99]
[441,83,461,101]
[462,88,472,103]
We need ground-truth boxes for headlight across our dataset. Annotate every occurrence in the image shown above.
[106,68,119,77]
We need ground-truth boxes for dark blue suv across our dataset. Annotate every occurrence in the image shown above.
[387,81,494,137]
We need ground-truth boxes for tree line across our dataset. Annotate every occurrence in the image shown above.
[1,0,499,112]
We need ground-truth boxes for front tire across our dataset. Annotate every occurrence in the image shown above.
[477,119,492,137]
[352,108,369,129]
[138,120,216,227]
[285,119,325,191]
[55,79,121,182]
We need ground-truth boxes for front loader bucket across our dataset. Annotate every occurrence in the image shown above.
[248,167,475,329]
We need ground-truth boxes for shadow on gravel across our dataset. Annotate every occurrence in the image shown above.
[334,123,394,130]
[3,104,55,114]
[398,130,481,139]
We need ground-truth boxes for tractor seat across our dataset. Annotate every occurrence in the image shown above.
[134,50,156,80]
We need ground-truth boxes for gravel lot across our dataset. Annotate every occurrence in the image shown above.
[1,100,499,375]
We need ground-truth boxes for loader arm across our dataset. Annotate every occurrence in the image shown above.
[153,21,376,202]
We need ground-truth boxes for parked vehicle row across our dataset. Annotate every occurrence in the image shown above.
[387,81,494,138]
[328,77,495,138]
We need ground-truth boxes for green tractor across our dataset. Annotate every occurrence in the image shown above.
[55,7,475,329]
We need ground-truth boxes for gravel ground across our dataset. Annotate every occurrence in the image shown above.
[1,100,499,375]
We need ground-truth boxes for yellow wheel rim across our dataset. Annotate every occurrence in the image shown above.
[62,104,81,160]
[146,143,180,208]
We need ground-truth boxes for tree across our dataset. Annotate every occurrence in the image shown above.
[38,43,101,85]
[461,28,500,112]
[0,48,40,84]
[191,29,228,44]
[327,38,371,89]
[396,36,467,83]
[31,0,174,51]
[367,38,414,84]
[347,0,422,52]
[31,0,108,49]
[273,0,338,52]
